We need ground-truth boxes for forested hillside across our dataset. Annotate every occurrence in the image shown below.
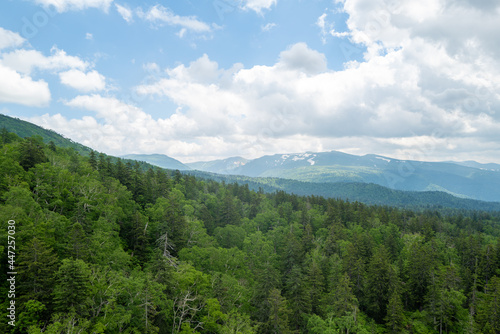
[186,171,500,212]
[186,151,500,202]
[2,132,500,333]
[0,114,92,155]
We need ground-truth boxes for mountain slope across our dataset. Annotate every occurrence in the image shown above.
[3,115,500,211]
[121,153,190,170]
[189,151,500,202]
[186,156,248,174]
[186,170,500,212]
[0,113,92,155]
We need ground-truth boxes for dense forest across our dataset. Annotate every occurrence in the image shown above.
[1,130,500,333]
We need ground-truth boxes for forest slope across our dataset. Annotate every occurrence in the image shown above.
[2,131,500,333]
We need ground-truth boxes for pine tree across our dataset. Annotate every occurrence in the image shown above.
[385,288,406,333]
[365,245,395,322]
[285,265,311,330]
[425,264,467,334]
[306,256,325,315]
[48,141,57,152]
[266,289,292,334]
[477,276,500,333]
[66,222,89,260]
[17,238,58,305]
[19,137,47,170]
[53,258,92,315]
[89,150,97,170]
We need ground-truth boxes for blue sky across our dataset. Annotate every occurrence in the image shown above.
[1,0,500,163]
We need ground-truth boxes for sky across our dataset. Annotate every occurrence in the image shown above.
[0,0,500,163]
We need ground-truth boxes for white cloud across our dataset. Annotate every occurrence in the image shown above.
[165,54,222,84]
[242,0,277,13]
[29,95,206,156]
[261,23,277,32]
[21,0,500,163]
[115,3,133,23]
[317,12,349,44]
[59,69,106,92]
[137,5,213,34]
[0,64,51,107]
[0,28,26,50]
[85,33,93,40]
[129,30,500,162]
[0,47,88,75]
[32,0,113,12]
[278,42,327,74]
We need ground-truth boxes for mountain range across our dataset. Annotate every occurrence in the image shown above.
[2,113,500,208]
[124,151,500,203]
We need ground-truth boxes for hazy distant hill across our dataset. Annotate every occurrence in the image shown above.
[0,113,92,155]
[450,160,500,172]
[186,156,248,174]
[186,170,500,211]
[189,151,500,202]
[121,154,190,171]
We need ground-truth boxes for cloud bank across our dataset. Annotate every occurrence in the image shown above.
[24,0,500,163]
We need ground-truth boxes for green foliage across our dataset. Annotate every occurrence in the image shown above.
[53,258,92,314]
[1,130,500,333]
[19,137,48,171]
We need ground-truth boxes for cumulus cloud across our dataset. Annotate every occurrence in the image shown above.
[30,95,206,156]
[129,24,500,162]
[24,0,500,163]
[278,42,327,74]
[31,0,113,12]
[0,28,26,50]
[59,69,106,92]
[0,64,51,106]
[0,47,88,75]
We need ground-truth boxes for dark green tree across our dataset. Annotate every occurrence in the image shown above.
[53,258,92,315]
[19,137,47,170]
[17,238,58,305]
[385,288,406,333]
[365,245,396,322]
[89,150,97,170]
[266,289,292,334]
[476,276,500,333]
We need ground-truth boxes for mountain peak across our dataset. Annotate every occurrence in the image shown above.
[121,154,190,170]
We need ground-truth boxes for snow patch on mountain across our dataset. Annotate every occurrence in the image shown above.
[375,156,391,163]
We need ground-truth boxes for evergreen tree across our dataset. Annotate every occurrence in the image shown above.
[53,259,92,315]
[266,289,292,334]
[477,276,500,333]
[17,238,58,305]
[425,264,467,334]
[48,141,57,152]
[365,245,395,322]
[19,137,47,170]
[89,150,97,170]
[385,288,406,333]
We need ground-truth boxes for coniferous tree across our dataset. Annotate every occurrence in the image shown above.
[385,288,406,333]
[365,245,396,322]
[477,276,500,333]
[89,150,97,170]
[266,289,292,334]
[19,137,47,170]
[17,238,58,306]
[53,258,92,315]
